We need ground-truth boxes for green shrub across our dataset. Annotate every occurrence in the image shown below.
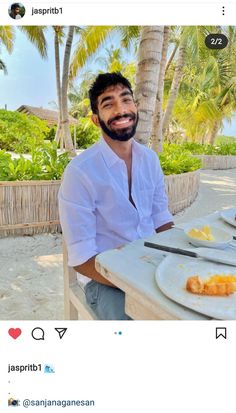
[75,118,100,148]
[45,126,56,141]
[45,119,100,148]
[215,135,236,145]
[0,139,202,181]
[211,143,236,155]
[0,142,70,181]
[180,142,206,154]
[159,144,202,175]
[181,141,236,155]
[0,110,50,153]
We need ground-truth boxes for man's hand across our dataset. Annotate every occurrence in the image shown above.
[73,256,115,287]
[155,221,174,233]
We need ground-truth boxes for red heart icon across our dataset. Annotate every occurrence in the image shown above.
[8,328,22,339]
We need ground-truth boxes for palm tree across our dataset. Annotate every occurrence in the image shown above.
[134,26,164,145]
[162,31,187,134]
[171,27,236,144]
[22,26,76,153]
[1,25,79,152]
[52,26,69,150]
[162,26,214,137]
[59,26,76,154]
[20,26,76,152]
[151,26,170,152]
[54,26,63,146]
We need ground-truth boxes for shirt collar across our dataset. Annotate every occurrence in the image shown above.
[98,137,126,168]
[98,136,143,168]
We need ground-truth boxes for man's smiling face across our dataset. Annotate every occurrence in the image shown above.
[92,84,138,141]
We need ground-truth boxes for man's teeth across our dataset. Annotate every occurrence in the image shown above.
[114,118,131,125]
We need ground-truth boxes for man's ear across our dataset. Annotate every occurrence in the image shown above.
[91,114,100,128]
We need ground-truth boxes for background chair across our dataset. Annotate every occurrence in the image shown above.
[63,240,97,320]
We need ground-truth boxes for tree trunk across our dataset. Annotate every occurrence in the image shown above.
[208,121,220,145]
[162,35,186,135]
[61,26,75,154]
[134,26,164,145]
[54,27,63,146]
[165,42,178,74]
[151,26,170,153]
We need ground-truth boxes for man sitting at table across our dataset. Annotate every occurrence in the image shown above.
[58,72,174,320]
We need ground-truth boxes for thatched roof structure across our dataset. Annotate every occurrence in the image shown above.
[16,105,77,126]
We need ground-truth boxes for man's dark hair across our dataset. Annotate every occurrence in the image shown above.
[89,72,133,114]
[11,3,21,11]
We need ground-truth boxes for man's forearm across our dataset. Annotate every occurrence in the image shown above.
[156,221,174,233]
[73,256,115,287]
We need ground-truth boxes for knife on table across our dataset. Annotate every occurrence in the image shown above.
[144,242,236,267]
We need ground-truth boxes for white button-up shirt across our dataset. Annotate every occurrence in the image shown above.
[58,137,173,268]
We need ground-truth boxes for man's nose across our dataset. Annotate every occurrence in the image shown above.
[113,101,127,115]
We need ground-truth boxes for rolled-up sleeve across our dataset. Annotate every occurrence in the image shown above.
[58,164,97,266]
[151,154,173,229]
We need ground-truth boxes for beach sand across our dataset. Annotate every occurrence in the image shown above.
[0,169,235,320]
[0,233,64,320]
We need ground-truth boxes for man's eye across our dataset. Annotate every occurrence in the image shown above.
[103,103,112,108]
[124,98,132,103]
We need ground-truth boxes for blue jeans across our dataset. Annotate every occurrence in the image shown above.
[84,280,132,320]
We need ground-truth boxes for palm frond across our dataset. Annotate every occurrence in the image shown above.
[0,26,14,52]
[182,26,215,64]
[19,26,48,58]
[118,26,140,50]
[194,100,221,122]
[69,26,114,79]
[0,59,7,74]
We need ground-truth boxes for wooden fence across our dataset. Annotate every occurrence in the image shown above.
[0,181,61,237]
[194,155,236,170]
[165,170,200,215]
[0,170,200,237]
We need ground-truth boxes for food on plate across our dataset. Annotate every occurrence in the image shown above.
[186,274,236,296]
[187,225,215,241]
[186,276,204,294]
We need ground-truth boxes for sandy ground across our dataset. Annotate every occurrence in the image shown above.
[0,168,235,320]
[0,234,64,320]
[175,168,236,224]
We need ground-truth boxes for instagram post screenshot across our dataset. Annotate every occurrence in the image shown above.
[0,1,236,411]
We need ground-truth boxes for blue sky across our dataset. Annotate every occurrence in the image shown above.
[0,27,235,136]
[0,29,57,110]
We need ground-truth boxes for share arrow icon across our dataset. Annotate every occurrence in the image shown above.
[55,328,67,339]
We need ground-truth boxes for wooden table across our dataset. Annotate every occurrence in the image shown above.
[95,211,236,320]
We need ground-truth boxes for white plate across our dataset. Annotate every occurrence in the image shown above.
[155,255,236,320]
[184,225,232,249]
[220,208,236,228]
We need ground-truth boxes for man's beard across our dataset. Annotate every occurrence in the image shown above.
[98,112,139,141]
